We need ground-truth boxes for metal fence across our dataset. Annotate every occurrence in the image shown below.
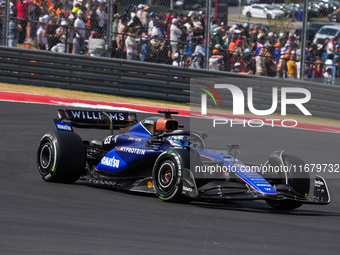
[1,46,340,120]
[2,0,340,82]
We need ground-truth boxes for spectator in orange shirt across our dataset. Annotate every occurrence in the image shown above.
[55,2,64,17]
[49,2,64,17]
[49,2,57,16]
[228,39,236,51]
[33,0,50,7]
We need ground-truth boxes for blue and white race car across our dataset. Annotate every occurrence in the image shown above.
[37,110,330,210]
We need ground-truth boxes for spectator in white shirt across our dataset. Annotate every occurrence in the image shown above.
[89,32,106,57]
[172,52,183,67]
[74,11,86,54]
[148,12,156,35]
[36,18,47,50]
[96,4,106,35]
[51,35,69,53]
[209,49,224,71]
[125,33,138,60]
[151,20,162,38]
[170,18,182,59]
[191,38,204,69]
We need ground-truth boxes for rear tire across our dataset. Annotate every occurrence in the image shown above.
[37,131,85,183]
[267,14,272,20]
[246,12,251,18]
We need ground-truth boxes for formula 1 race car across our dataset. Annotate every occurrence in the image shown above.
[37,109,331,210]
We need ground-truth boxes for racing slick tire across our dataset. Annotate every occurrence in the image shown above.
[266,154,310,210]
[37,131,85,183]
[152,149,191,203]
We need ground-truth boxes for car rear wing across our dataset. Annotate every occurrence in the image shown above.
[54,109,137,133]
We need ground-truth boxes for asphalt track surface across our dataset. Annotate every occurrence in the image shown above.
[1,101,340,255]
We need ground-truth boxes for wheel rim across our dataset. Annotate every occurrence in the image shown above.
[39,142,53,173]
[158,163,174,190]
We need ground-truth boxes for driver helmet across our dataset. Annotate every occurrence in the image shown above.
[168,135,189,147]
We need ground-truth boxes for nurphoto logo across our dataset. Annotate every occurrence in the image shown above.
[200,84,312,128]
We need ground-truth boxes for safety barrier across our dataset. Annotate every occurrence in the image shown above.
[1,46,340,119]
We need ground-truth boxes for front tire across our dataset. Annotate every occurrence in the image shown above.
[266,154,310,210]
[152,150,187,202]
[37,131,85,183]
[246,12,251,18]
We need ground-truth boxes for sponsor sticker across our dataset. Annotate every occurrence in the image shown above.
[101,156,120,168]
[54,121,73,132]
[69,111,126,121]
[117,147,146,155]
[183,186,193,192]
[128,137,142,141]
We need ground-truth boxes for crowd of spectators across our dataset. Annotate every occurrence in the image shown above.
[6,0,111,55]
[208,23,340,82]
[4,0,340,82]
